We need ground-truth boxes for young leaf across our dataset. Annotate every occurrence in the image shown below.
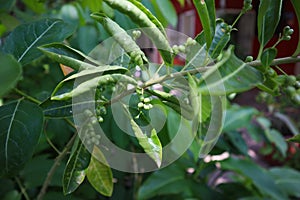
[193,0,216,48]
[261,48,278,68]
[51,74,137,100]
[130,120,162,168]
[87,146,113,197]
[2,18,74,65]
[63,140,91,195]
[38,43,103,71]
[257,0,283,47]
[0,100,44,177]
[199,46,264,95]
[0,54,22,97]
[291,0,300,56]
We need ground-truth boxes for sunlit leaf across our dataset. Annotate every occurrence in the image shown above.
[63,140,91,195]
[2,19,74,65]
[0,100,43,177]
[87,146,113,197]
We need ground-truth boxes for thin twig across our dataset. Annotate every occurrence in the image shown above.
[14,88,41,104]
[15,177,30,200]
[37,133,77,200]
[248,56,300,67]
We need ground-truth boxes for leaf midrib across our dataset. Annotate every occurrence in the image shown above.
[5,100,21,171]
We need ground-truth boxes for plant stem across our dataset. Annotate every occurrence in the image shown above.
[14,88,41,104]
[14,177,30,200]
[37,133,77,200]
[248,56,300,67]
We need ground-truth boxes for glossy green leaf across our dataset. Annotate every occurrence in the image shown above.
[208,20,231,59]
[257,0,283,47]
[40,98,73,118]
[52,74,137,100]
[0,54,22,97]
[153,0,177,27]
[270,167,300,198]
[2,18,74,65]
[137,163,185,200]
[63,140,91,195]
[261,48,277,68]
[0,100,43,177]
[287,134,300,143]
[130,119,162,167]
[291,0,300,56]
[102,0,173,65]
[221,158,288,200]
[38,43,102,70]
[91,13,148,67]
[87,146,113,197]
[193,0,215,48]
[199,47,264,95]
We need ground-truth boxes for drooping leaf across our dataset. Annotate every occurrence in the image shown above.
[261,48,277,68]
[291,0,300,56]
[257,0,283,47]
[2,18,74,65]
[51,74,137,100]
[153,0,178,27]
[220,158,288,200]
[193,0,216,48]
[38,43,103,71]
[0,54,22,97]
[199,46,264,95]
[86,146,113,197]
[130,119,162,168]
[0,100,44,177]
[63,140,91,195]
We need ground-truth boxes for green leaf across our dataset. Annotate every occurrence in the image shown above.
[226,131,248,155]
[291,0,300,56]
[193,0,216,48]
[270,167,300,198]
[38,43,102,71]
[22,0,46,14]
[2,18,74,65]
[287,134,300,143]
[86,146,113,197]
[220,158,288,200]
[63,140,91,195]
[199,47,264,95]
[130,119,162,167]
[137,163,185,200]
[223,105,258,132]
[91,13,148,67]
[257,0,283,47]
[0,100,44,177]
[52,73,137,100]
[40,98,73,118]
[261,48,277,68]
[208,20,231,59]
[0,54,22,97]
[153,0,178,27]
[257,76,279,95]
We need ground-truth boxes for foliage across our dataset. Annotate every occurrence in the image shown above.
[0,0,300,199]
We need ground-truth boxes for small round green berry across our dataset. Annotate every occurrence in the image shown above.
[98,116,104,123]
[178,45,185,53]
[245,56,253,62]
[143,97,151,103]
[138,102,144,108]
[143,104,150,110]
[286,75,297,85]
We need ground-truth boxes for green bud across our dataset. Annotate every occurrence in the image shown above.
[285,86,296,96]
[286,75,297,85]
[143,104,150,110]
[132,30,141,40]
[178,45,186,53]
[98,116,104,123]
[243,0,252,12]
[267,68,277,77]
[138,102,144,108]
[245,56,253,62]
[143,97,151,103]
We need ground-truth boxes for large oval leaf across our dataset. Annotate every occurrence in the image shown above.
[0,100,44,177]
[199,46,264,95]
[0,54,22,97]
[2,18,74,65]
[86,146,113,197]
[63,140,91,195]
[257,0,283,47]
